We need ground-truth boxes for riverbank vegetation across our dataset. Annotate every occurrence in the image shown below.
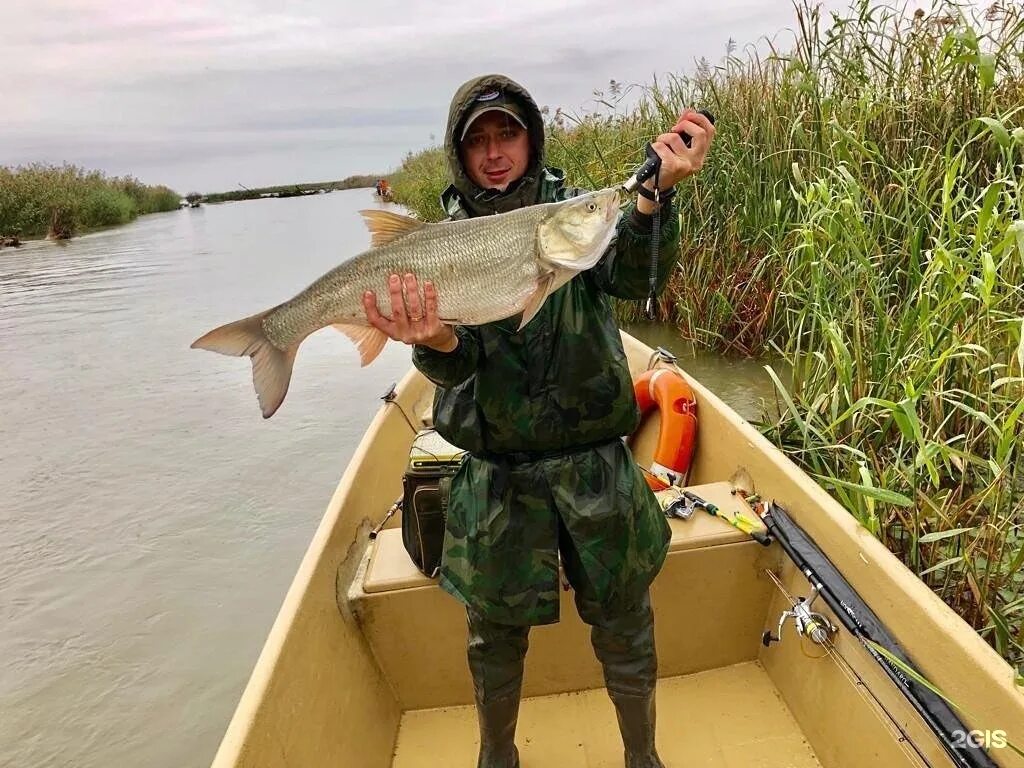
[203,175,381,204]
[391,0,1024,674]
[0,164,179,241]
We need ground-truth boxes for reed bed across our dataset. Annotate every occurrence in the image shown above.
[0,163,179,240]
[390,0,1024,676]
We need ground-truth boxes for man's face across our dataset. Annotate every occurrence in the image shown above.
[459,111,529,192]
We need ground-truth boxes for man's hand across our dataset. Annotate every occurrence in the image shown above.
[363,273,458,353]
[637,108,716,215]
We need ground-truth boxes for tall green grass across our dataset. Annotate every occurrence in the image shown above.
[0,164,179,240]
[746,1,1024,677]
[388,148,451,221]
[391,1,1024,674]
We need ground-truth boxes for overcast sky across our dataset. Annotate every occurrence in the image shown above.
[3,0,873,193]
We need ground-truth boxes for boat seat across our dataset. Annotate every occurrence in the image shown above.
[362,481,757,594]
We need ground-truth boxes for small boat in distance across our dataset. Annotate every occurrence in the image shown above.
[375,178,394,203]
[210,331,1023,768]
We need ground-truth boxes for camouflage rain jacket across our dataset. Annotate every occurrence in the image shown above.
[412,74,679,626]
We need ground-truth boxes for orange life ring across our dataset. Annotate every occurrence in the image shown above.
[633,368,698,491]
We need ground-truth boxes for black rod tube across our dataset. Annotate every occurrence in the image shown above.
[762,503,997,768]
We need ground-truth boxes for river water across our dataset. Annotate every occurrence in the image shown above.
[0,190,776,768]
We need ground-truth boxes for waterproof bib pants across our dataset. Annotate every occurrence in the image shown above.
[467,523,664,768]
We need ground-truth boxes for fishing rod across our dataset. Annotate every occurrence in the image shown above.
[660,487,773,546]
[762,568,934,768]
[759,502,999,768]
[621,109,715,318]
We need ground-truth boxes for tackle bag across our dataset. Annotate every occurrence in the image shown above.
[402,429,466,577]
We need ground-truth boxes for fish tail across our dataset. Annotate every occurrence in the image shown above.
[191,310,298,419]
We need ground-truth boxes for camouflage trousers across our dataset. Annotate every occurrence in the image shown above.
[468,583,664,768]
[439,438,670,626]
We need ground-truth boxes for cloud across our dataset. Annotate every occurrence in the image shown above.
[0,0,848,191]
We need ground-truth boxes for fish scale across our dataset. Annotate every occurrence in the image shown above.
[192,188,620,418]
[266,204,545,347]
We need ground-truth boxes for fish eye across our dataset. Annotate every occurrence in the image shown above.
[586,202,597,212]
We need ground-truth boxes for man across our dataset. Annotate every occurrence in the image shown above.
[363,74,714,768]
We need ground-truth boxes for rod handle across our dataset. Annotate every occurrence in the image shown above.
[627,109,716,189]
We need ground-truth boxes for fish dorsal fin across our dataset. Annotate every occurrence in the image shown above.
[358,210,425,247]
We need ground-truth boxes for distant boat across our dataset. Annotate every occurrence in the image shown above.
[375,179,394,202]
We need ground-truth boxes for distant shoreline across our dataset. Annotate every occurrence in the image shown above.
[1,167,390,248]
[202,175,383,204]
[0,209,179,247]
[0,177,388,249]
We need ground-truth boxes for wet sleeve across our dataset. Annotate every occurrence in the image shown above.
[590,199,681,299]
[411,326,480,388]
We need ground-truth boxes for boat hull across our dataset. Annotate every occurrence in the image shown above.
[211,332,1024,768]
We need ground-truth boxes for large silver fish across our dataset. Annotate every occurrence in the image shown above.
[192,188,621,418]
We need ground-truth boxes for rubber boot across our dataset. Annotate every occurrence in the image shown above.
[474,693,522,768]
[609,692,664,768]
[466,611,529,768]
[578,591,665,768]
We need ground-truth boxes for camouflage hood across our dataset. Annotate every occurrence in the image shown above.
[443,74,547,217]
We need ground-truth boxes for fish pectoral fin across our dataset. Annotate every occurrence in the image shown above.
[333,323,389,366]
[191,309,297,419]
[517,272,556,331]
[358,210,425,247]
